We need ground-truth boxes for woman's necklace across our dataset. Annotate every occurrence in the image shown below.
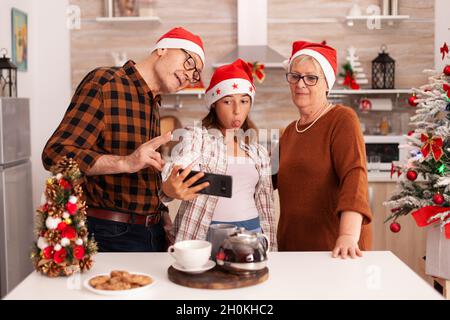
[295,102,333,133]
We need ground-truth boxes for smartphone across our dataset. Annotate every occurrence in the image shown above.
[179,169,232,198]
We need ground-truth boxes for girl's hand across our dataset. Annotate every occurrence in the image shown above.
[332,234,363,259]
[161,164,209,201]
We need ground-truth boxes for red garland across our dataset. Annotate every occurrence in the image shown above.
[390,162,402,178]
[53,248,67,264]
[411,206,450,239]
[251,62,265,83]
[420,133,444,161]
[441,42,449,60]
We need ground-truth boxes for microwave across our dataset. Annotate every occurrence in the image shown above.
[364,135,408,171]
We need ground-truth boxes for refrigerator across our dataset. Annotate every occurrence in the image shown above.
[0,98,34,298]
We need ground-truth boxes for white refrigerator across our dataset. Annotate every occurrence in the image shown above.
[0,98,34,298]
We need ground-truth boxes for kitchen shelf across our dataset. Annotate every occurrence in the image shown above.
[346,15,410,26]
[164,89,205,99]
[95,16,161,23]
[330,89,412,95]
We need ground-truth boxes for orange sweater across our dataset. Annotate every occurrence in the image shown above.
[276,105,372,251]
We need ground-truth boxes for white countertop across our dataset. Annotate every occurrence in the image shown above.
[4,251,443,300]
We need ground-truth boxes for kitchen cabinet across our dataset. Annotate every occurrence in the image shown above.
[368,182,427,279]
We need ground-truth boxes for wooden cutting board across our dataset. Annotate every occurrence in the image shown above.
[167,266,269,290]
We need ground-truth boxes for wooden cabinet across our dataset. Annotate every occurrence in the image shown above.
[369,182,427,278]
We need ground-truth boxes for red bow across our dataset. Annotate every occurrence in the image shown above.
[420,133,444,161]
[251,62,265,83]
[441,42,449,61]
[412,206,450,239]
[343,71,360,90]
[390,162,402,178]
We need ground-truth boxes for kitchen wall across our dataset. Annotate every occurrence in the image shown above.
[69,0,434,131]
[0,0,71,210]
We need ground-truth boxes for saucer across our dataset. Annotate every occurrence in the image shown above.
[172,260,216,274]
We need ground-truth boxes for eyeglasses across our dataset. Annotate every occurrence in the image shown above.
[286,72,320,86]
[181,49,201,84]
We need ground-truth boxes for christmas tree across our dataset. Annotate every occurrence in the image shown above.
[31,157,97,277]
[383,62,450,238]
[338,46,369,90]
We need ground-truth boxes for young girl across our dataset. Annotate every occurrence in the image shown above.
[160,59,277,250]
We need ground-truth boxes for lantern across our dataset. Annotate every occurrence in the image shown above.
[0,48,17,97]
[372,45,395,89]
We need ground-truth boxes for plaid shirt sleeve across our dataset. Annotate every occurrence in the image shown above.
[42,71,105,174]
[254,144,278,251]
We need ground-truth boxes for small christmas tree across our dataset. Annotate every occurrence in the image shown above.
[338,47,368,90]
[346,46,368,85]
[383,62,450,238]
[31,157,97,277]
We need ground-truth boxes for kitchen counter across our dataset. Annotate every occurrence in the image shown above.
[368,171,400,182]
[4,251,443,300]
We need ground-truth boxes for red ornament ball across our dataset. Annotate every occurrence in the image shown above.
[433,193,445,205]
[66,202,78,215]
[406,170,418,181]
[42,246,54,259]
[53,248,67,264]
[408,95,418,107]
[390,222,401,233]
[73,245,85,260]
[62,226,77,240]
[444,65,450,76]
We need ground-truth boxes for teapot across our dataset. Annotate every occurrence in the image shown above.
[215,227,269,273]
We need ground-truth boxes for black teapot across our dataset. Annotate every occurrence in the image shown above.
[216,227,269,273]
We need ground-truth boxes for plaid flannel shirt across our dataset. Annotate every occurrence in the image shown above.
[42,60,164,215]
[160,126,278,251]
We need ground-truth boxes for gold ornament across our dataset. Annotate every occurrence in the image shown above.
[65,218,72,225]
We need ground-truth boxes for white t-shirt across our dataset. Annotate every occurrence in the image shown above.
[212,156,260,222]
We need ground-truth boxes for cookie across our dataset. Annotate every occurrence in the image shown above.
[110,270,130,278]
[129,274,152,286]
[89,275,110,287]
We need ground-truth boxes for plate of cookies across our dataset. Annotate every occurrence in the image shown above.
[84,270,155,296]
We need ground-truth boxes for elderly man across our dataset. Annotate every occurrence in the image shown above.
[42,27,206,252]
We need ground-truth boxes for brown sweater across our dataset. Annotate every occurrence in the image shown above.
[276,104,372,251]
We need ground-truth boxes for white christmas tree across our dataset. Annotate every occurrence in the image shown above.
[383,63,450,237]
[346,47,368,85]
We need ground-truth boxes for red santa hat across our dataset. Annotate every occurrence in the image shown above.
[153,27,205,66]
[206,59,256,109]
[284,41,337,90]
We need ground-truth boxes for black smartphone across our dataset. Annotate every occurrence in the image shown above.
[179,169,232,198]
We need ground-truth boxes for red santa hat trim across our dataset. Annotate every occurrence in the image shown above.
[206,59,256,109]
[284,41,337,90]
[153,27,205,65]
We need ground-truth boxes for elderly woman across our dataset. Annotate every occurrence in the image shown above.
[274,41,372,258]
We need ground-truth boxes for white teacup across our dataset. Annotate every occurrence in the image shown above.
[168,240,211,269]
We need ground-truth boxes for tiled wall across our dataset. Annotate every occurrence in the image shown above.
[70,0,434,131]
